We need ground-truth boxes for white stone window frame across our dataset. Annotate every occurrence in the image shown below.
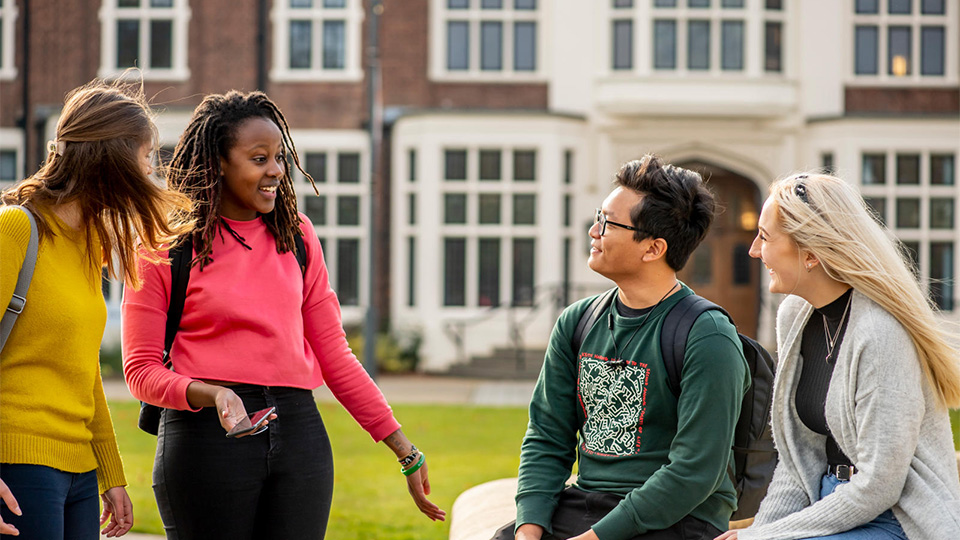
[0,1,19,80]
[857,148,959,309]
[289,130,368,318]
[605,0,788,79]
[270,0,364,82]
[98,0,191,81]
[847,0,958,85]
[429,0,546,82]
[0,128,24,188]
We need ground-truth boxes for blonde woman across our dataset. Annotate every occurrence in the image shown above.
[716,173,960,540]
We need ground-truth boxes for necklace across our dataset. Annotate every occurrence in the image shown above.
[822,292,853,363]
[609,281,680,364]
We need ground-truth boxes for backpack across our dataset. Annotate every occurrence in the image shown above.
[572,287,777,521]
[137,233,308,435]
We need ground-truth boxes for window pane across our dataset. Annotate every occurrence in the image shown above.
[896,198,920,228]
[613,20,634,70]
[408,193,416,225]
[323,21,346,69]
[721,21,744,71]
[407,237,416,306]
[564,150,573,184]
[902,240,920,277]
[514,22,537,71]
[445,150,467,180]
[448,0,469,8]
[151,0,173,6]
[931,198,954,229]
[921,0,945,14]
[930,242,954,311]
[931,155,955,185]
[654,20,677,69]
[515,0,536,8]
[480,21,502,70]
[888,0,911,14]
[290,0,313,6]
[478,238,501,307]
[324,0,346,7]
[117,20,140,68]
[337,195,360,226]
[149,20,172,68]
[513,194,536,225]
[338,153,360,183]
[821,152,835,175]
[513,239,536,306]
[119,0,140,6]
[888,26,911,76]
[688,20,710,70]
[305,152,326,183]
[0,150,16,181]
[304,195,326,225]
[765,22,782,72]
[408,149,417,182]
[921,26,945,76]
[896,154,920,184]
[447,22,469,70]
[688,0,710,7]
[336,238,359,306]
[862,153,885,184]
[722,0,744,7]
[290,20,312,69]
[654,0,677,6]
[765,0,782,8]
[863,196,886,225]
[479,194,501,224]
[733,244,751,285]
[513,150,536,181]
[613,0,634,7]
[564,194,572,227]
[482,0,502,7]
[855,0,878,13]
[444,238,466,306]
[854,26,878,75]
[479,150,501,180]
[445,193,468,224]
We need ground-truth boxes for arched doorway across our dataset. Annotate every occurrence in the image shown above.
[677,161,762,339]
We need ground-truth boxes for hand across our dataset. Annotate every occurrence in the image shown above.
[404,460,446,521]
[99,486,133,537]
[714,530,739,540]
[515,523,544,540]
[567,529,599,540]
[0,478,21,536]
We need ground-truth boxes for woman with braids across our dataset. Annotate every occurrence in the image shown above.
[0,79,192,538]
[716,173,960,540]
[121,90,445,539]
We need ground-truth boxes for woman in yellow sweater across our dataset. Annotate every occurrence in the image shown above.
[0,80,191,539]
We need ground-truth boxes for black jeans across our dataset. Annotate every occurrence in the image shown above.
[153,385,334,540]
[492,486,722,540]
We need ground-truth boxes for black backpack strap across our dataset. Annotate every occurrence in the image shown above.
[660,294,729,397]
[163,236,193,365]
[293,233,307,276]
[572,287,618,354]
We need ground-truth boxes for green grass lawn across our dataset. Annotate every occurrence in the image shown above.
[110,401,529,539]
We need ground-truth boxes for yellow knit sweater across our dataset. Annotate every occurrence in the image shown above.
[0,205,126,493]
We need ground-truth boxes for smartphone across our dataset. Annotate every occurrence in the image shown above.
[226,406,276,438]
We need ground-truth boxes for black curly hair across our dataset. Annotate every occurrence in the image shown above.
[165,90,317,269]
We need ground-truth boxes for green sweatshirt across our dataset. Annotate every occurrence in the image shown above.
[515,285,749,540]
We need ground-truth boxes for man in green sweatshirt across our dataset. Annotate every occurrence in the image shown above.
[493,155,750,540]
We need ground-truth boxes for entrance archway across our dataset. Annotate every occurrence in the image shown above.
[677,161,762,338]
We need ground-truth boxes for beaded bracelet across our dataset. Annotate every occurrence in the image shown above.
[398,445,419,467]
[401,452,426,477]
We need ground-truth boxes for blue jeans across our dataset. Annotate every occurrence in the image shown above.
[0,463,99,540]
[803,473,907,540]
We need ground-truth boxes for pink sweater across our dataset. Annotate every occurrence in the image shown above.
[122,214,400,442]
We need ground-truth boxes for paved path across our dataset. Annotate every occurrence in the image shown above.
[105,374,535,540]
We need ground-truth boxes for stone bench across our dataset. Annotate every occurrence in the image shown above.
[450,452,960,540]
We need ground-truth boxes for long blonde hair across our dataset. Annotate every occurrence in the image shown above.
[771,173,960,408]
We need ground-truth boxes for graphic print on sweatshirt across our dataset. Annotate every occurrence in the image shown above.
[577,351,650,457]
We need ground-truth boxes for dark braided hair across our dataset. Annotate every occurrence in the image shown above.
[166,91,317,269]
[614,154,716,271]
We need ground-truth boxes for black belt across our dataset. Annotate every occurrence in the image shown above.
[827,464,857,481]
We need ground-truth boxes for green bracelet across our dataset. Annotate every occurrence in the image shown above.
[401,452,426,476]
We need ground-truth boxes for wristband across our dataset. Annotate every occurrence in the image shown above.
[401,452,426,476]
[398,445,419,467]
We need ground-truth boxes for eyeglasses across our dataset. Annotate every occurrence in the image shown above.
[595,208,640,236]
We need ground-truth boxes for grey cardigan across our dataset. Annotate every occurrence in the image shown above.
[739,291,960,540]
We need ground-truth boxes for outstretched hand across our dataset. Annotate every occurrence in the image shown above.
[404,460,446,521]
[100,486,133,537]
[0,478,21,536]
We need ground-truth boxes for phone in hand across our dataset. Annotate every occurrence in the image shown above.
[226,406,276,438]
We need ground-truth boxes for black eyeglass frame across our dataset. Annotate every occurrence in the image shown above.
[595,208,640,237]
